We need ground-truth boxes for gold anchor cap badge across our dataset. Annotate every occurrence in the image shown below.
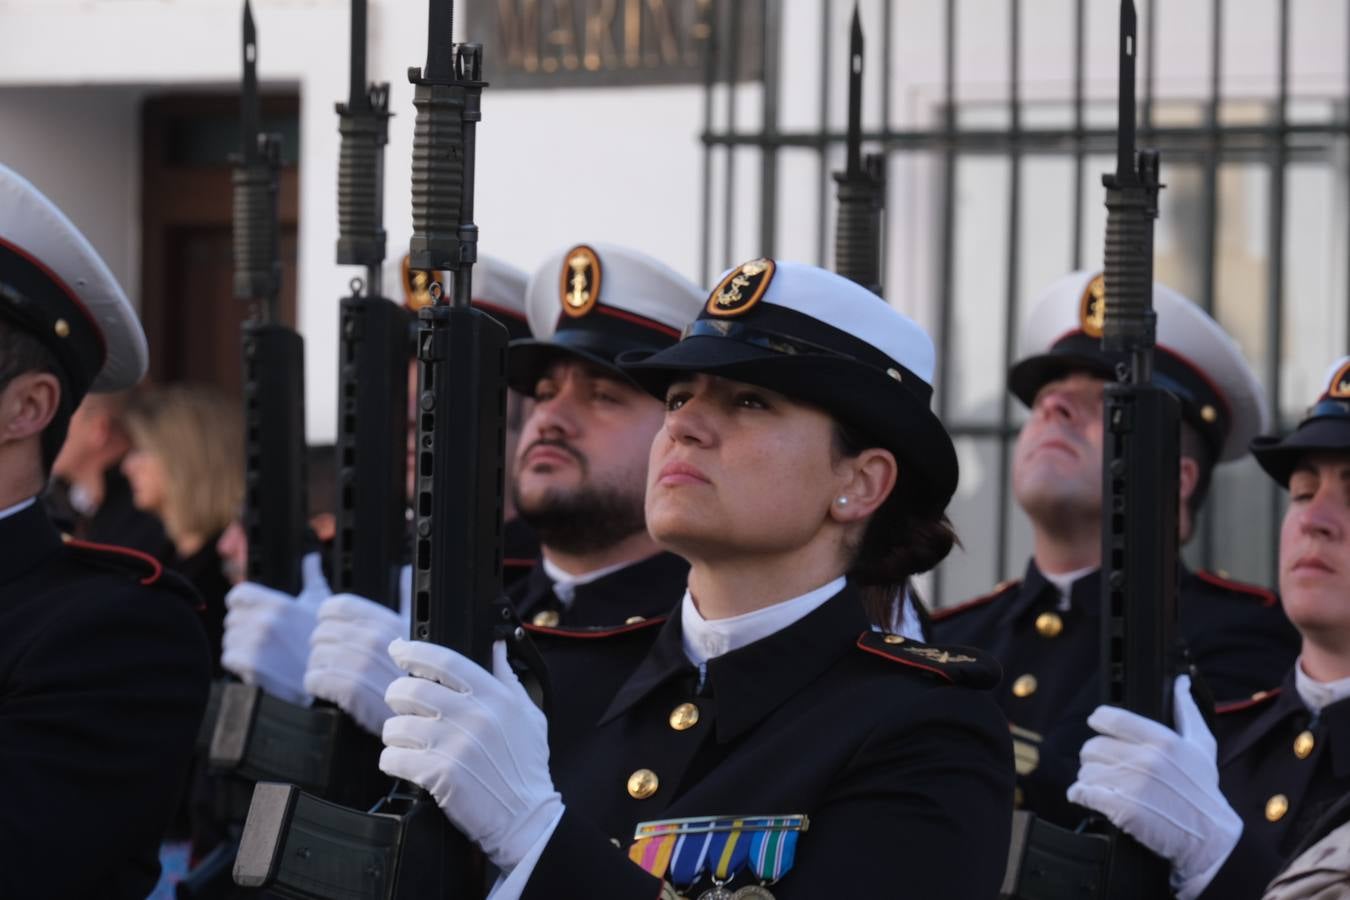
[1079,273,1107,338]
[707,258,775,318]
[560,244,601,318]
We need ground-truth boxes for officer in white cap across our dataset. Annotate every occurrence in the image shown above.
[371,259,1013,898]
[0,163,211,897]
[502,242,705,630]
[1068,356,1350,900]
[298,243,705,739]
[930,270,1300,827]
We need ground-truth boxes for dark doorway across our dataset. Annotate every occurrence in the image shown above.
[140,93,300,399]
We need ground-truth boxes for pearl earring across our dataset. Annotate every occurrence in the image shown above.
[836,496,849,507]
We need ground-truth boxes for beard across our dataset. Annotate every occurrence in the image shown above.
[514,476,648,556]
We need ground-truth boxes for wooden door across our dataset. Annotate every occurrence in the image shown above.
[140,94,300,397]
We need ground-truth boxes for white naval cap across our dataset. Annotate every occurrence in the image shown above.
[621,258,957,512]
[399,252,531,340]
[1009,270,1267,463]
[508,243,704,394]
[0,162,147,397]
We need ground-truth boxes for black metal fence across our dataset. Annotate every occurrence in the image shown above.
[697,0,1350,607]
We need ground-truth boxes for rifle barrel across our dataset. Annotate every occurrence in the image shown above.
[349,0,368,110]
[1115,1,1138,184]
[846,4,863,176]
[242,0,260,164]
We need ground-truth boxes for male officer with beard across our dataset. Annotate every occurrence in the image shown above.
[503,243,704,628]
[300,243,705,737]
[930,271,1300,826]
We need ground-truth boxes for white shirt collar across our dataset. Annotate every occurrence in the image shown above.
[1042,564,1097,612]
[540,555,636,609]
[0,496,37,522]
[1294,659,1350,714]
[681,575,847,668]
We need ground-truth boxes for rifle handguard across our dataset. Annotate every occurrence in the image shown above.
[337,87,391,269]
[232,140,284,303]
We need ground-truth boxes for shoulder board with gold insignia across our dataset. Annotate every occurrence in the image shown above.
[1194,570,1279,608]
[523,616,668,639]
[1216,687,1282,716]
[929,579,1021,623]
[855,632,1001,689]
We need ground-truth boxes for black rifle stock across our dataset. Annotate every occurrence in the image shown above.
[334,0,406,609]
[832,3,885,297]
[232,1,506,895]
[1099,2,1178,897]
[179,6,305,897]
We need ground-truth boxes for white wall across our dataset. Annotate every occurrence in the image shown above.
[0,86,145,303]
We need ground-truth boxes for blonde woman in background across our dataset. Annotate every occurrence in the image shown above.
[122,383,243,671]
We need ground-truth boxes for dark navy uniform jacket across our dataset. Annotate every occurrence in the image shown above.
[508,550,689,628]
[1195,671,1350,899]
[518,582,1015,899]
[0,501,211,898]
[929,560,1299,826]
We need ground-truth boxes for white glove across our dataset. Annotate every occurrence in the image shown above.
[304,592,409,736]
[1067,675,1242,900]
[379,639,563,872]
[220,552,330,705]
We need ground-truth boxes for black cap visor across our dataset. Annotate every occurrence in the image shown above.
[1251,412,1350,486]
[621,335,958,511]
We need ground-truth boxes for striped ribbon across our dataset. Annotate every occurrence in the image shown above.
[747,817,800,882]
[629,815,809,886]
[628,823,680,878]
[706,818,750,881]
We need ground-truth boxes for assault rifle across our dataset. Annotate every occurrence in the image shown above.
[216,0,405,813]
[832,3,885,297]
[178,6,305,895]
[233,0,512,894]
[333,0,408,608]
[1096,0,1178,896]
[999,4,1177,899]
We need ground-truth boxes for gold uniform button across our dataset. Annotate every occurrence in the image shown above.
[53,318,70,338]
[669,702,700,731]
[627,768,659,800]
[1012,674,1038,699]
[1035,612,1064,638]
[624,615,646,625]
[882,634,905,645]
[1294,730,1315,759]
[531,610,560,627]
[1266,794,1289,822]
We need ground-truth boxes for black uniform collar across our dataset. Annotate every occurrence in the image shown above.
[600,581,867,743]
[0,500,65,585]
[1220,668,1350,777]
[997,560,1100,628]
[514,551,688,627]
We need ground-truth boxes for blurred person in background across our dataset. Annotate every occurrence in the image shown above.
[123,383,243,672]
[44,387,172,559]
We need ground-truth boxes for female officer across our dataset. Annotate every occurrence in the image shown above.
[377,260,1015,898]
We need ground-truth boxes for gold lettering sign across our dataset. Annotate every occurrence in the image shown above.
[475,0,763,88]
